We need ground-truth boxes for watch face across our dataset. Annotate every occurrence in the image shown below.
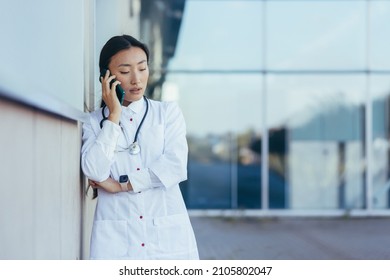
[119,175,128,183]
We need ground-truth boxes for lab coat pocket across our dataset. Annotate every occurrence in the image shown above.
[90,220,128,259]
[153,213,190,253]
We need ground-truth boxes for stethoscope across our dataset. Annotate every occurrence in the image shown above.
[99,96,149,155]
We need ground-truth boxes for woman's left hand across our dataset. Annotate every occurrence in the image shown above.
[89,177,121,193]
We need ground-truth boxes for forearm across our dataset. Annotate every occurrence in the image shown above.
[129,102,188,192]
[90,177,133,193]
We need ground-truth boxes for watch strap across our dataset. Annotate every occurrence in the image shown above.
[120,180,128,192]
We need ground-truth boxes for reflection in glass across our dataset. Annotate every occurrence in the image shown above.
[267,75,366,209]
[156,0,390,212]
[267,1,366,70]
[370,2,390,69]
[371,76,390,209]
[168,0,263,71]
[164,74,262,209]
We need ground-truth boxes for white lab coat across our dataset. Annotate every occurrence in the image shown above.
[81,97,199,260]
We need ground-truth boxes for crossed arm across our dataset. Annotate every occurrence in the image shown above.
[88,177,133,193]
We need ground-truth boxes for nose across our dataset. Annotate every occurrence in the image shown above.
[130,71,141,85]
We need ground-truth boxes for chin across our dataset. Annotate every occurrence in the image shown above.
[124,94,143,103]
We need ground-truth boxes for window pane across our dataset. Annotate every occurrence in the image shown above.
[267,75,366,209]
[168,0,263,71]
[164,74,262,209]
[158,0,390,213]
[267,1,366,70]
[370,1,390,70]
[371,75,390,209]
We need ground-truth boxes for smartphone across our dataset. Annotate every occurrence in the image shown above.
[99,68,125,105]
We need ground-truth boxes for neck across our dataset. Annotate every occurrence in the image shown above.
[122,100,132,106]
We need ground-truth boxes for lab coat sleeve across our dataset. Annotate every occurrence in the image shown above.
[130,102,188,192]
[81,114,121,182]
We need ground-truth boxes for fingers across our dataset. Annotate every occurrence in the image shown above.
[88,179,99,189]
[102,74,117,93]
[100,68,110,83]
[101,69,116,90]
[101,71,121,102]
[111,79,121,90]
[100,70,122,122]
[101,72,121,96]
[103,80,122,109]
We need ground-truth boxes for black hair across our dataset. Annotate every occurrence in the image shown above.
[99,34,150,72]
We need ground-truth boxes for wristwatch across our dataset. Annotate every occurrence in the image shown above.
[119,175,129,192]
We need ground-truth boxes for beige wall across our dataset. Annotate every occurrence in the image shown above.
[0,99,90,259]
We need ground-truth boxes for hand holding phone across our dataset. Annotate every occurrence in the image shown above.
[100,68,125,105]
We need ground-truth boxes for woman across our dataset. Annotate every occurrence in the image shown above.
[81,35,199,260]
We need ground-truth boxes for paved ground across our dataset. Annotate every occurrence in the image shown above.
[189,216,390,260]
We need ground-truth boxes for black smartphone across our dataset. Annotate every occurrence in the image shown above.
[99,68,125,105]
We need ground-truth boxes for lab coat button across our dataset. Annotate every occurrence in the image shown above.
[136,168,140,171]
[141,243,145,247]
[140,216,143,219]
[130,118,133,122]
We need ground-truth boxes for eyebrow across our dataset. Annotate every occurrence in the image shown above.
[118,60,147,67]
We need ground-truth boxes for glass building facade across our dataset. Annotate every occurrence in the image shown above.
[154,0,390,213]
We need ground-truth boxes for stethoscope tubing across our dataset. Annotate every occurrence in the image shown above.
[99,96,149,145]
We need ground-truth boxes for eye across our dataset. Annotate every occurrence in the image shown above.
[120,71,130,74]
[140,68,147,71]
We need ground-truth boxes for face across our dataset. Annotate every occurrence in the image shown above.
[108,47,149,103]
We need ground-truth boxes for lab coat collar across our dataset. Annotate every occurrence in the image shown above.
[123,96,145,114]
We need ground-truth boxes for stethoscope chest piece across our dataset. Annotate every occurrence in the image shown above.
[129,142,141,155]
[100,96,149,155]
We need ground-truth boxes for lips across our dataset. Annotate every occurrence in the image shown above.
[129,87,142,94]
